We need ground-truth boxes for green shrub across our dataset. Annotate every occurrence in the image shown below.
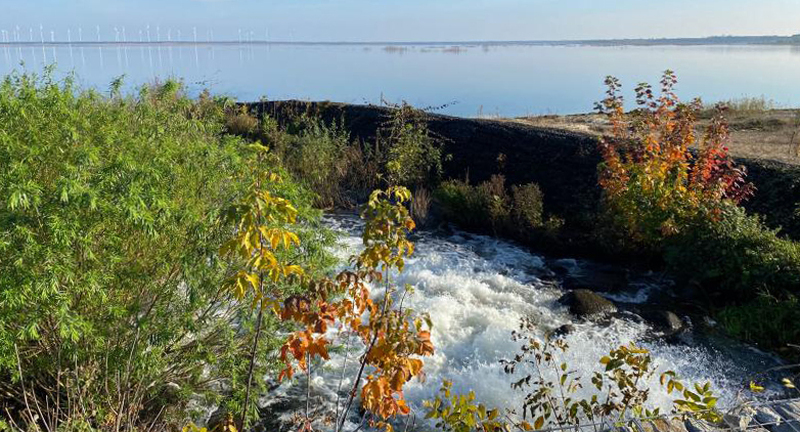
[477,175,511,230]
[663,204,800,353]
[434,176,558,238]
[380,103,444,188]
[225,105,259,136]
[233,102,443,208]
[0,72,334,430]
[664,205,800,297]
[512,183,544,229]
[718,294,800,353]
[434,179,491,230]
[278,115,355,208]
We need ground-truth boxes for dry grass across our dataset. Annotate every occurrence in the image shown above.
[411,187,432,225]
[514,108,800,164]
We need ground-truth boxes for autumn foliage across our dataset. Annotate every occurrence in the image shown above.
[266,186,434,431]
[596,71,754,245]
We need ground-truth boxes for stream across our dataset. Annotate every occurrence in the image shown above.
[259,213,784,431]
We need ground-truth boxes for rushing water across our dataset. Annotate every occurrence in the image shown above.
[260,213,782,430]
[3,43,800,117]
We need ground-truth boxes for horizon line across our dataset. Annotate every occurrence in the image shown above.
[1,33,799,47]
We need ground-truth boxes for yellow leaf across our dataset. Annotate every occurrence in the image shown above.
[269,230,280,250]
[284,265,304,276]
[245,272,260,290]
[750,381,765,393]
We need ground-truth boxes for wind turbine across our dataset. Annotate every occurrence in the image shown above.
[97,25,104,69]
[68,28,74,66]
[39,25,47,64]
[122,27,129,67]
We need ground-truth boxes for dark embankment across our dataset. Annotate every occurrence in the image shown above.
[250,100,800,245]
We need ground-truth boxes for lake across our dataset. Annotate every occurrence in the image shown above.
[2,42,800,117]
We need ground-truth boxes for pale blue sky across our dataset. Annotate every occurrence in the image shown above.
[1,0,799,42]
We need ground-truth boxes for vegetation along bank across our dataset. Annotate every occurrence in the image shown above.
[247,77,800,361]
[3,70,800,431]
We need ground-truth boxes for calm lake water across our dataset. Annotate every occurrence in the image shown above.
[2,43,800,117]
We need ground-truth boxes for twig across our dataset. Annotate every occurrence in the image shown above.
[14,343,36,428]
[240,297,266,432]
[145,405,166,432]
[338,270,394,432]
[350,411,369,432]
[4,406,24,432]
[306,352,312,422]
[334,331,353,427]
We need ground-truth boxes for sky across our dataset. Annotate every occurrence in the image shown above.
[1,0,800,43]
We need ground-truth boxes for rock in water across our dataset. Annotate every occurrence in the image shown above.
[558,289,617,318]
[550,323,576,338]
[642,310,685,335]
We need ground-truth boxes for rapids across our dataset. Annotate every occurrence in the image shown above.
[260,213,783,430]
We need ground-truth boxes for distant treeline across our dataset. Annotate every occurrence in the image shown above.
[559,34,800,46]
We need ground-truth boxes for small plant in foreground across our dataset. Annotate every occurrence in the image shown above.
[275,186,434,432]
[219,145,306,429]
[425,317,723,432]
[424,381,507,432]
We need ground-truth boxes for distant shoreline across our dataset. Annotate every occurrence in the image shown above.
[1,35,800,48]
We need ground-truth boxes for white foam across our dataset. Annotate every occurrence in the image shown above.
[274,214,779,430]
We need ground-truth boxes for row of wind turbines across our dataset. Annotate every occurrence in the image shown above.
[1,22,276,71]
[0,25,288,45]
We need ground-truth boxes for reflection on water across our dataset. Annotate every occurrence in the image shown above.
[2,43,800,117]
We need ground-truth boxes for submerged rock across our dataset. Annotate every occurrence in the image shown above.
[549,258,579,276]
[642,310,685,334]
[558,289,617,318]
[550,323,576,338]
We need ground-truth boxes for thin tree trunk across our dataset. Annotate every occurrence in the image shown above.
[240,305,265,431]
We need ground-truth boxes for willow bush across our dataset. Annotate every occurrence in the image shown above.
[0,72,334,431]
